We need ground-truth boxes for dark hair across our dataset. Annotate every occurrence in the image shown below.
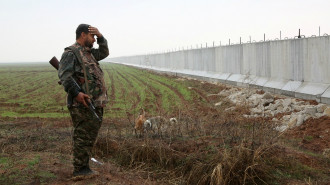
[76,24,90,39]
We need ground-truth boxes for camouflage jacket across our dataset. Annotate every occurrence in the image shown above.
[58,36,109,107]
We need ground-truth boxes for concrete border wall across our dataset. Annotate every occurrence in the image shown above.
[109,36,330,104]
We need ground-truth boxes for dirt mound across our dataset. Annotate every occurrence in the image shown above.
[285,116,330,152]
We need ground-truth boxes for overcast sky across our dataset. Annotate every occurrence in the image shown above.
[0,0,330,63]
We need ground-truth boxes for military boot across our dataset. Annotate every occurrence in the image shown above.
[72,166,99,181]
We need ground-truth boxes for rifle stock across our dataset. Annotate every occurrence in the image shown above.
[49,56,101,122]
[49,56,59,70]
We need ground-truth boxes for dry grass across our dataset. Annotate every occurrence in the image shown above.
[94,110,282,185]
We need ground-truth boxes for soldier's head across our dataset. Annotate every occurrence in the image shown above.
[76,24,96,48]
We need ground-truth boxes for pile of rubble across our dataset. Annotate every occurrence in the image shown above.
[216,86,330,132]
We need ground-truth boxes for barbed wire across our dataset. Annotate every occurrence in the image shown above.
[157,28,329,54]
[114,27,329,57]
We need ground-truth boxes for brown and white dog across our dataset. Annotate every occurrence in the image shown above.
[134,109,146,137]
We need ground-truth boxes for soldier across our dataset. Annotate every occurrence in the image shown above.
[58,24,109,179]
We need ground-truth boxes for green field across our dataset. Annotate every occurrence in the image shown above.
[0,62,200,119]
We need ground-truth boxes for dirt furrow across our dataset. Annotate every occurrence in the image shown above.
[126,70,189,106]
[126,73,164,113]
[6,75,54,99]
[148,78,189,105]
[190,87,210,103]
[115,70,141,111]
[105,69,115,106]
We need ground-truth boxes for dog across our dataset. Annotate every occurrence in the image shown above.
[143,116,166,136]
[170,117,178,124]
[143,116,180,137]
[134,109,146,137]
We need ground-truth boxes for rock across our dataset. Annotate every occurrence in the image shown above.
[273,110,280,115]
[248,94,262,107]
[276,125,288,132]
[274,99,281,104]
[219,90,230,97]
[277,105,284,112]
[248,102,255,107]
[292,104,305,112]
[282,115,291,121]
[262,98,274,106]
[266,103,277,111]
[228,91,244,104]
[230,99,237,104]
[246,90,256,97]
[295,100,306,106]
[262,92,273,99]
[225,107,235,112]
[214,102,222,106]
[315,113,324,118]
[264,110,272,117]
[229,91,243,99]
[283,106,292,112]
[208,93,220,97]
[288,117,297,128]
[316,104,327,113]
[272,118,278,122]
[324,107,330,117]
[305,106,317,116]
[291,99,298,104]
[304,115,311,121]
[251,107,263,114]
[249,94,263,100]
[323,148,330,158]
[282,98,292,107]
[269,111,276,117]
[296,114,305,126]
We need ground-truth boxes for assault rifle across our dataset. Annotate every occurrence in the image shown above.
[49,56,101,122]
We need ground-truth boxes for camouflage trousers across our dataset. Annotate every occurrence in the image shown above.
[68,106,103,172]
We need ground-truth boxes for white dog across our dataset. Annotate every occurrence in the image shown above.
[144,117,180,137]
[143,116,166,136]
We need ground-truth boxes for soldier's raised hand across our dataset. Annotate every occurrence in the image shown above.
[88,26,102,38]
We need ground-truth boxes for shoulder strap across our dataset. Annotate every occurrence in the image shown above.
[67,46,91,96]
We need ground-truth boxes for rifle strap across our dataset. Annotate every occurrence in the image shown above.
[68,46,91,96]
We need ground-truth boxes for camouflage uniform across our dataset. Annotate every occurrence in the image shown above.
[58,36,109,172]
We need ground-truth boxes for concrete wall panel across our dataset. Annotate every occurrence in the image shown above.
[109,36,330,102]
